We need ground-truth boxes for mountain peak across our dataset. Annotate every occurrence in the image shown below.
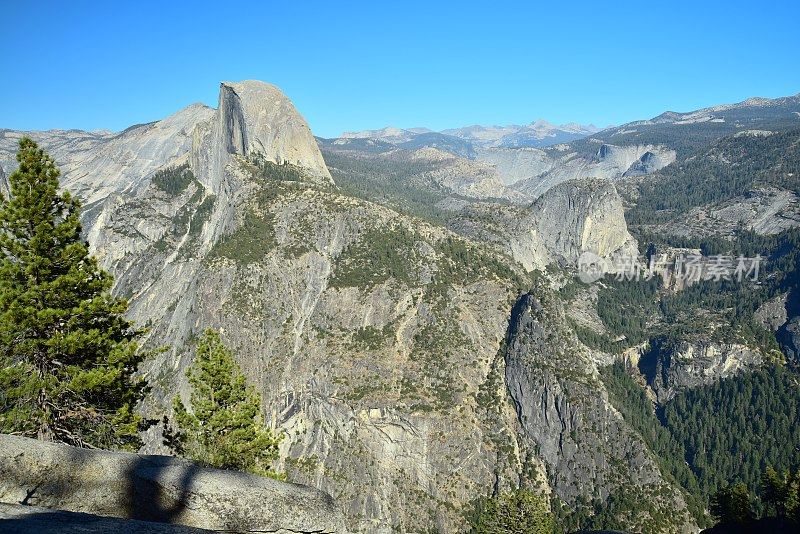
[206,80,332,184]
[530,118,555,128]
[219,80,286,102]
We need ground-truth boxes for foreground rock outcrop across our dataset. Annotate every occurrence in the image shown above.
[0,503,212,534]
[0,434,346,533]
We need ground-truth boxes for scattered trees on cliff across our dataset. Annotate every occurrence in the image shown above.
[470,490,554,534]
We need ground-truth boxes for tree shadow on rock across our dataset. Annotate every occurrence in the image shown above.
[122,454,201,526]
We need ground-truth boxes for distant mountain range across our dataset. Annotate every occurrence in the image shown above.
[327,93,800,201]
[339,119,602,149]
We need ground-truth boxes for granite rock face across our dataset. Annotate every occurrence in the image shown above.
[191,80,332,191]
[778,316,800,363]
[533,179,637,262]
[408,147,525,201]
[509,178,638,271]
[504,293,697,532]
[755,293,789,332]
[474,146,556,186]
[1,104,214,215]
[0,434,346,533]
[476,142,676,198]
[636,339,764,404]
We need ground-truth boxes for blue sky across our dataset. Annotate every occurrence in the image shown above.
[1,0,798,138]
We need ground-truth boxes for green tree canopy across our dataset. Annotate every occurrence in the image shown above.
[762,467,790,518]
[166,329,282,478]
[761,466,800,522]
[471,490,554,534]
[711,483,754,525]
[0,137,147,450]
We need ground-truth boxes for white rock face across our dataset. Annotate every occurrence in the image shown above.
[517,144,675,197]
[1,104,214,210]
[408,147,525,200]
[474,147,556,186]
[474,143,676,197]
[509,179,638,271]
[197,81,332,187]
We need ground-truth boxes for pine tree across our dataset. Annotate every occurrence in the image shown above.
[710,483,753,525]
[789,472,800,525]
[761,466,789,517]
[761,467,800,522]
[165,329,282,478]
[0,137,147,450]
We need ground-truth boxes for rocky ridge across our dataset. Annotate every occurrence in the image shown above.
[340,120,599,150]
[632,340,765,404]
[329,129,675,201]
[500,142,676,198]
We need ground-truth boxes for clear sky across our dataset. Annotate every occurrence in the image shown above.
[1,0,798,138]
